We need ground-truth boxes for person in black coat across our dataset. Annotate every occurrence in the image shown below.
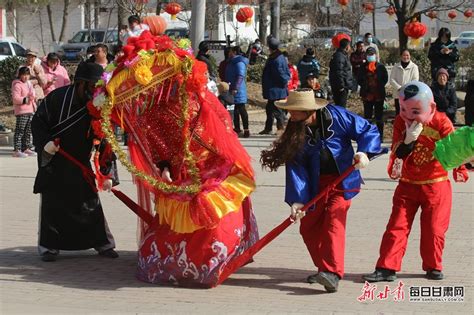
[431,68,458,124]
[196,41,216,81]
[428,28,460,82]
[465,80,474,126]
[31,62,119,262]
[329,38,355,108]
[357,47,388,139]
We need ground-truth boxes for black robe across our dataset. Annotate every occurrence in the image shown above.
[31,85,115,251]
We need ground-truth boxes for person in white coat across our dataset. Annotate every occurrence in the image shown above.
[390,49,419,115]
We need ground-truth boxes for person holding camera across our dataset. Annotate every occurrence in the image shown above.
[428,28,459,82]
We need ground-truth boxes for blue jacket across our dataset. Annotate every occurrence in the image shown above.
[285,105,384,206]
[224,55,249,104]
[262,50,291,101]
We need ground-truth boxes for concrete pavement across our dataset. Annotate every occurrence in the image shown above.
[0,110,473,314]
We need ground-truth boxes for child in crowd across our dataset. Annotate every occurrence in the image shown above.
[12,67,37,158]
[217,82,235,126]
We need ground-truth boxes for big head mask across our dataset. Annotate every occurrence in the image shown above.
[399,81,436,124]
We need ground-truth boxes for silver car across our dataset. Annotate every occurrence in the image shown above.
[454,31,474,49]
[299,27,352,49]
[57,29,118,61]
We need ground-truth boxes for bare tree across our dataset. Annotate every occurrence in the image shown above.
[386,0,469,52]
[58,0,71,43]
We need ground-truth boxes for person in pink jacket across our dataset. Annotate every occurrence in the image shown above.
[12,67,37,158]
[41,53,70,97]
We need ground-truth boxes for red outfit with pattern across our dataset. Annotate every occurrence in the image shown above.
[299,175,351,278]
[377,111,454,272]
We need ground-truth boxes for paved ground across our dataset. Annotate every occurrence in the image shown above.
[1,109,473,314]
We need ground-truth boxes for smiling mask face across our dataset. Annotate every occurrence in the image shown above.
[399,81,436,124]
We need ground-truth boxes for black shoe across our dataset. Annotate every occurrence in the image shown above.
[362,268,397,282]
[243,130,250,138]
[258,129,271,135]
[426,270,444,280]
[315,271,340,293]
[41,252,57,262]
[233,128,242,135]
[99,249,119,258]
[306,273,318,284]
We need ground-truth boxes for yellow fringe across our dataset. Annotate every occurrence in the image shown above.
[155,171,255,233]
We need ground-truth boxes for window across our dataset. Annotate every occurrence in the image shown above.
[106,30,118,43]
[12,43,26,57]
[0,42,12,56]
[70,31,105,43]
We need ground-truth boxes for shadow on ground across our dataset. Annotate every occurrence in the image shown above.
[0,246,324,295]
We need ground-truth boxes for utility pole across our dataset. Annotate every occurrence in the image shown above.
[323,0,331,27]
[190,0,206,51]
[372,9,376,37]
[270,0,280,40]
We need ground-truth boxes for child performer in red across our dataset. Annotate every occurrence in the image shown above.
[363,81,469,282]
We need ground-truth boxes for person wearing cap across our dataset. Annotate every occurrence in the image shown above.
[306,72,326,99]
[431,67,457,124]
[41,52,70,97]
[31,62,119,262]
[260,89,383,293]
[363,33,380,62]
[363,81,468,283]
[225,46,250,137]
[357,46,388,139]
[329,38,355,108]
[259,36,291,135]
[23,49,46,102]
[196,41,217,82]
[297,47,321,88]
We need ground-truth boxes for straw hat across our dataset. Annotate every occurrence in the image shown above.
[275,89,328,111]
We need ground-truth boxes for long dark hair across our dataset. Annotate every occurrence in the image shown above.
[437,28,451,41]
[260,120,307,172]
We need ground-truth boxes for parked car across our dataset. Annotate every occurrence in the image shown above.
[165,28,189,39]
[56,29,118,62]
[0,39,27,61]
[354,34,383,47]
[299,27,352,49]
[454,31,474,49]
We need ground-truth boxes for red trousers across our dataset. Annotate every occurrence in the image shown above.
[376,180,452,272]
[299,174,352,279]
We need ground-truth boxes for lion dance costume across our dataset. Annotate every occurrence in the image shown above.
[90,30,258,287]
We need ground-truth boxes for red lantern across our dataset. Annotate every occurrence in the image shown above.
[338,0,350,9]
[143,15,167,36]
[227,0,238,5]
[165,2,182,20]
[386,6,395,18]
[404,20,427,47]
[448,10,457,20]
[362,3,375,14]
[332,32,351,49]
[426,10,437,20]
[464,8,473,19]
[236,7,254,26]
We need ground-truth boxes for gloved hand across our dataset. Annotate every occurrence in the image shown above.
[102,179,113,192]
[44,140,59,155]
[290,202,305,223]
[404,121,423,144]
[161,167,172,183]
[453,166,469,183]
[353,152,369,170]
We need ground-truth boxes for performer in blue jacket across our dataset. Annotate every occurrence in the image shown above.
[260,89,384,293]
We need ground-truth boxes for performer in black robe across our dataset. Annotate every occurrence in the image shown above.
[31,62,118,262]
